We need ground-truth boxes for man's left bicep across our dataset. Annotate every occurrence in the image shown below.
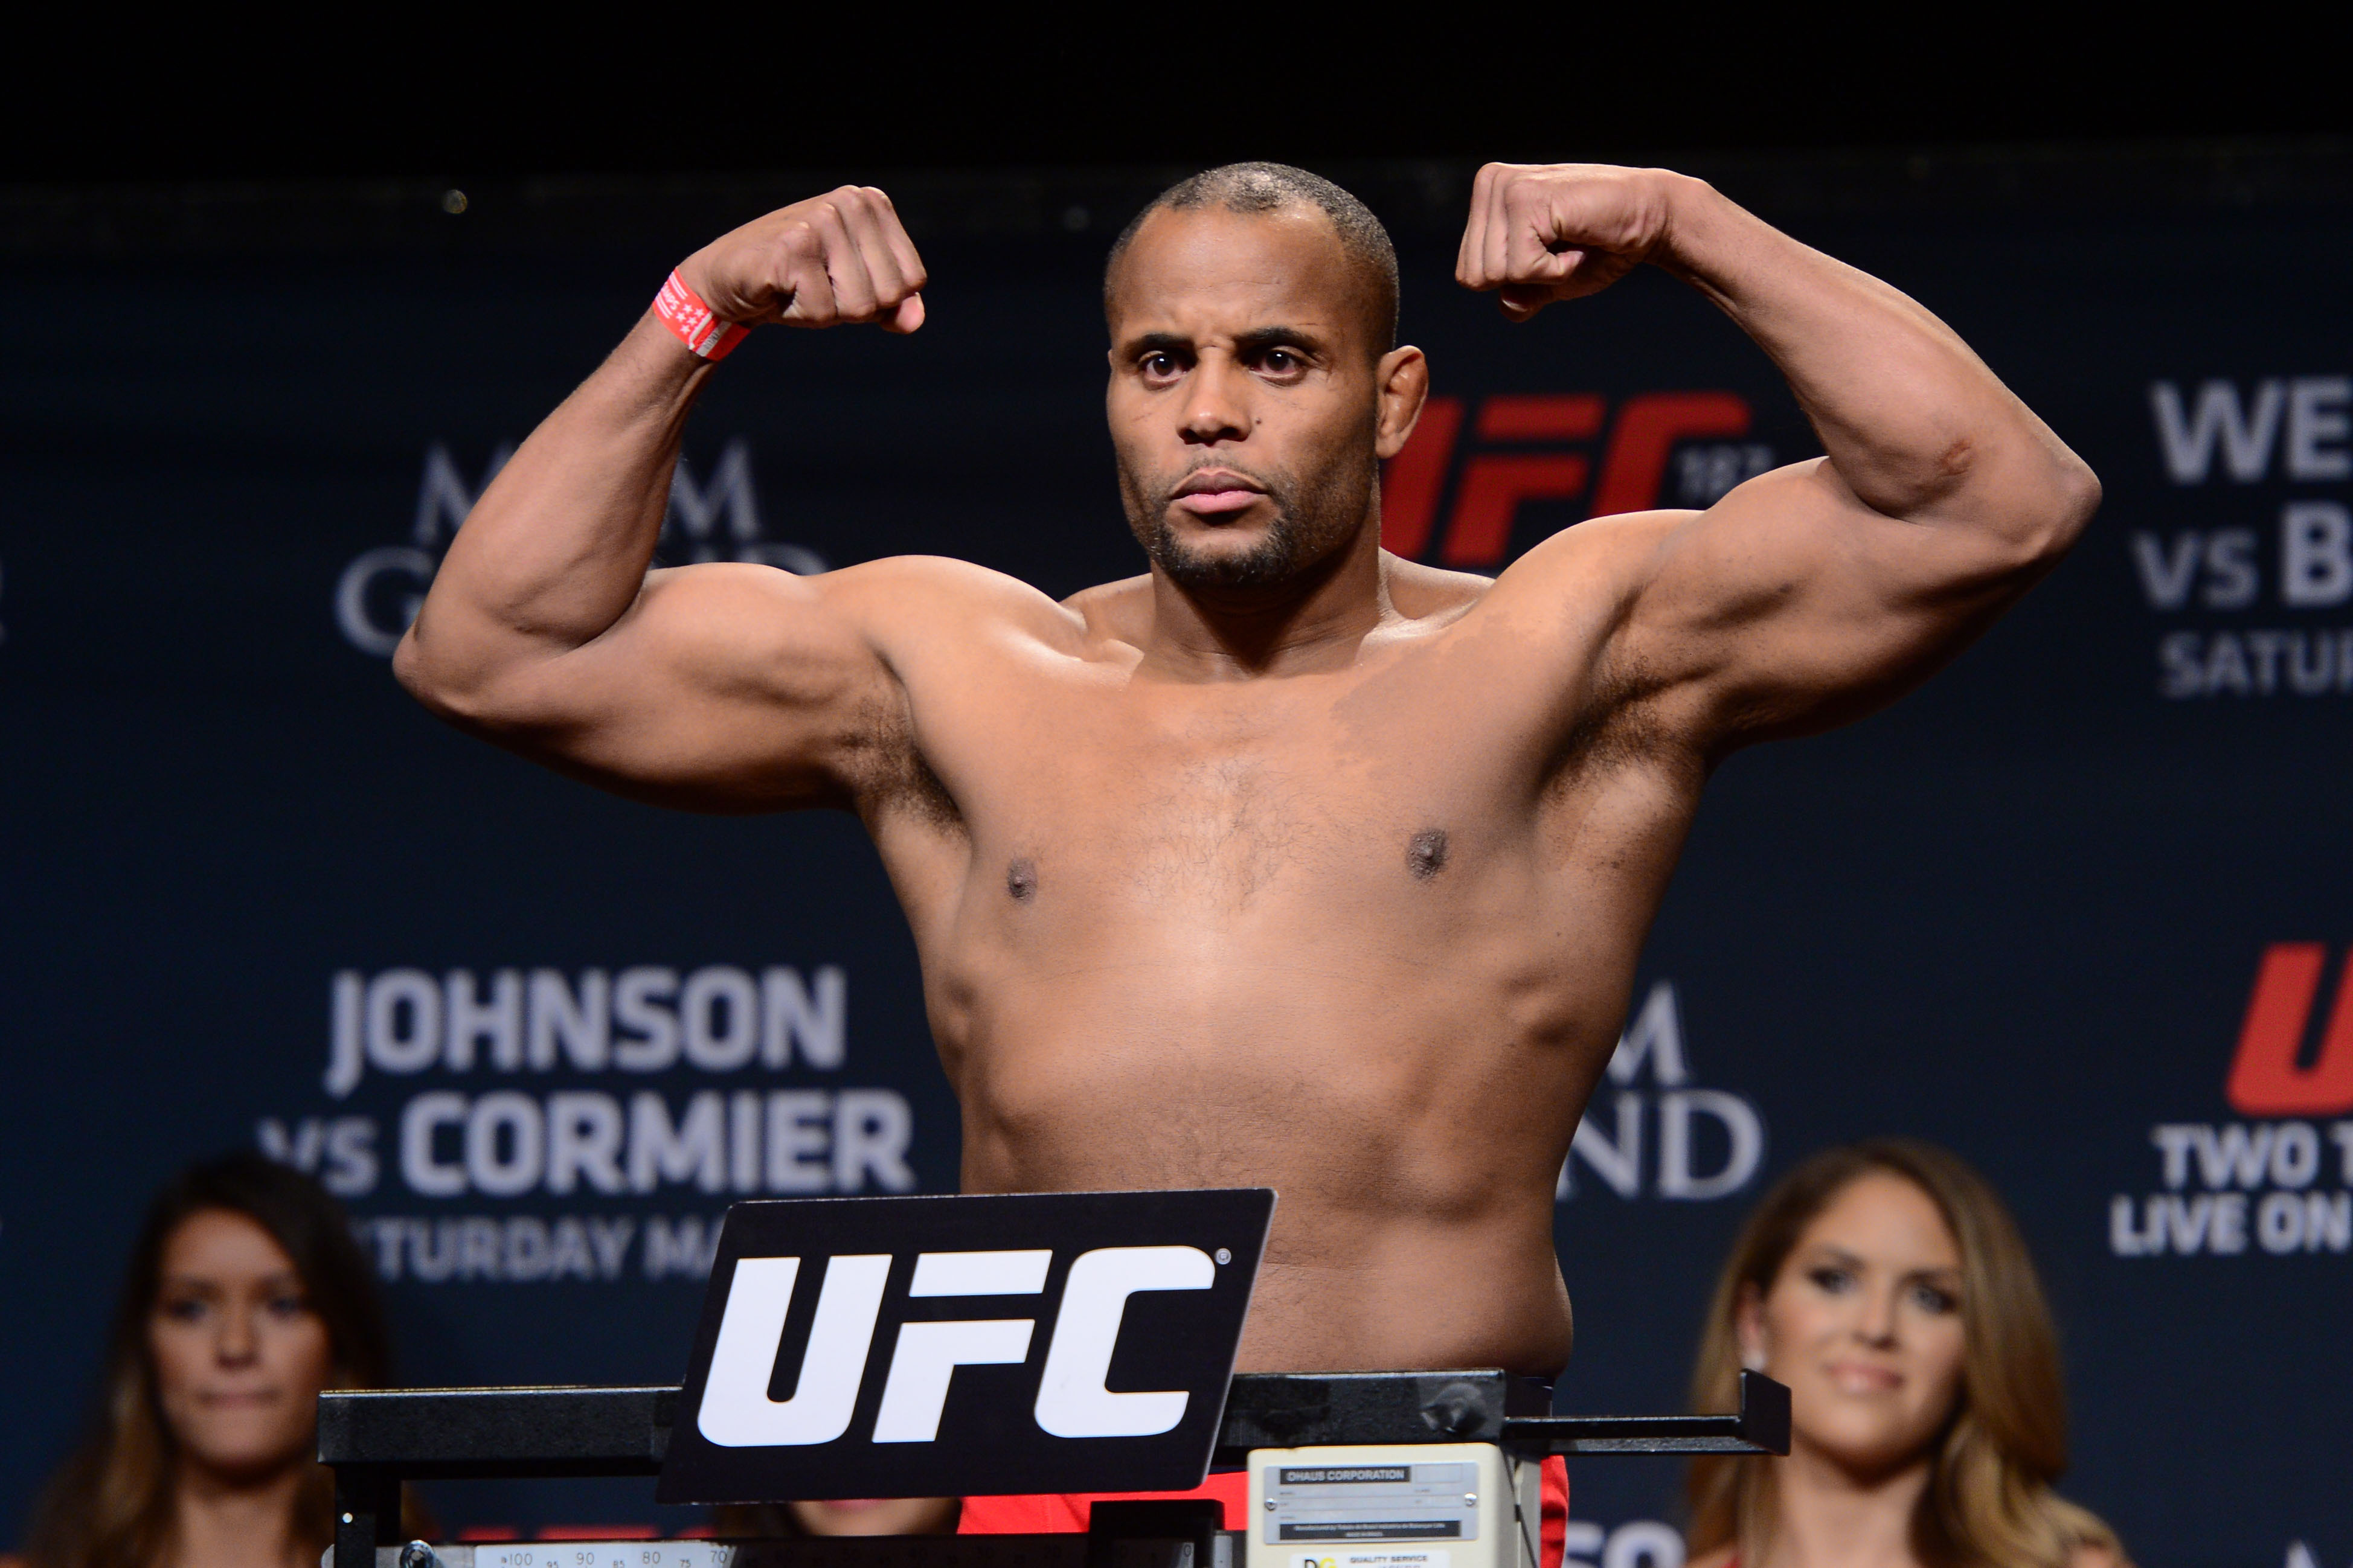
[1623,460,2046,739]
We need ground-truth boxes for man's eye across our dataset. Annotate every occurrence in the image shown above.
[1142,354,1179,377]
[1263,350,1298,372]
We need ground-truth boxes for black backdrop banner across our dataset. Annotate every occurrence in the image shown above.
[2,147,2348,1563]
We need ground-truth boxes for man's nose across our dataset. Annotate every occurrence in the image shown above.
[1180,356,1251,446]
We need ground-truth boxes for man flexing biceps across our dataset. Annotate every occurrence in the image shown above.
[394,162,2096,1551]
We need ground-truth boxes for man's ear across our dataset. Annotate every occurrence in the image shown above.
[1373,346,1430,462]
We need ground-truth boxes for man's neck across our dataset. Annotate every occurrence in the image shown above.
[1140,523,1392,679]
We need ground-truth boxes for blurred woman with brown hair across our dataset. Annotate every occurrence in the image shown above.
[19,1151,399,1568]
[1686,1140,2124,1568]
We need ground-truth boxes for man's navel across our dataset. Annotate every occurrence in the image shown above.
[1006,857,1039,903]
[1406,828,1449,881]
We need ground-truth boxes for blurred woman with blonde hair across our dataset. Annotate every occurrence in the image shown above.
[1686,1139,2124,1568]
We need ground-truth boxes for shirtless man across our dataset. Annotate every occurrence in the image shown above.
[394,162,2095,1386]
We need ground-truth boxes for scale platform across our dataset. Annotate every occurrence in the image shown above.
[322,1369,1789,1568]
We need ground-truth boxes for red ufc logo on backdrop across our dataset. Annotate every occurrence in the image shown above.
[2227,944,2353,1116]
[1381,391,1753,568]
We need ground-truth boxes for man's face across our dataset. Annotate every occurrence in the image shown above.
[1105,205,1387,592]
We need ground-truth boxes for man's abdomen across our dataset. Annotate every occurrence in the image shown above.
[940,921,1614,1377]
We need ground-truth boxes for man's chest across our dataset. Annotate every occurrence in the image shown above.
[891,649,1651,926]
[982,725,1444,912]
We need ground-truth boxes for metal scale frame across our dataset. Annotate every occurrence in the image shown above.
[321,1369,1790,1568]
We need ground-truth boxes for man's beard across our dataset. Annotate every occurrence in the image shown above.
[1121,453,1374,593]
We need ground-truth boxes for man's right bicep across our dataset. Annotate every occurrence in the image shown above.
[438,562,898,811]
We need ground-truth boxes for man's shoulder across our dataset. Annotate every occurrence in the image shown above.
[827,552,1054,603]
[823,555,1085,644]
[1057,572,1153,638]
[1382,553,1498,623]
[1514,509,1695,574]
[1474,509,1699,614]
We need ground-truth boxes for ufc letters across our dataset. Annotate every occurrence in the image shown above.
[658,1189,1274,1502]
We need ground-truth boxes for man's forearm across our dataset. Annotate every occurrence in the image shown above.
[399,314,709,691]
[1652,177,2095,531]
[397,187,928,712]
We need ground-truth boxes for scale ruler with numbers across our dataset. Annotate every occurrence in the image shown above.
[338,1547,740,1568]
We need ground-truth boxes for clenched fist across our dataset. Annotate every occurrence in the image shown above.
[678,185,928,333]
[1456,164,1689,321]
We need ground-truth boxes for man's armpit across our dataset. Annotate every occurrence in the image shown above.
[1546,632,1709,795]
[840,683,966,837]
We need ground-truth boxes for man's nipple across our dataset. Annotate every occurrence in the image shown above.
[1406,828,1449,881]
[1007,857,1039,903]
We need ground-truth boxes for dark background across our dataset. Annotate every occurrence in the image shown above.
[4,19,2349,1566]
[7,16,2350,183]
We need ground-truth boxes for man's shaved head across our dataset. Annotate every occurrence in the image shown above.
[1105,162,1400,354]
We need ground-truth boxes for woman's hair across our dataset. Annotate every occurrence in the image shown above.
[23,1151,392,1568]
[1686,1139,2122,1568]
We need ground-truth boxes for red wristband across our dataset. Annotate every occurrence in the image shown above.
[654,269,750,362]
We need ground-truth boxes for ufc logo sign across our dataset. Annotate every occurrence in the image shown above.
[698,1244,1213,1447]
[1380,390,1758,568]
[659,1189,1273,1503]
[2229,944,2353,1116]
